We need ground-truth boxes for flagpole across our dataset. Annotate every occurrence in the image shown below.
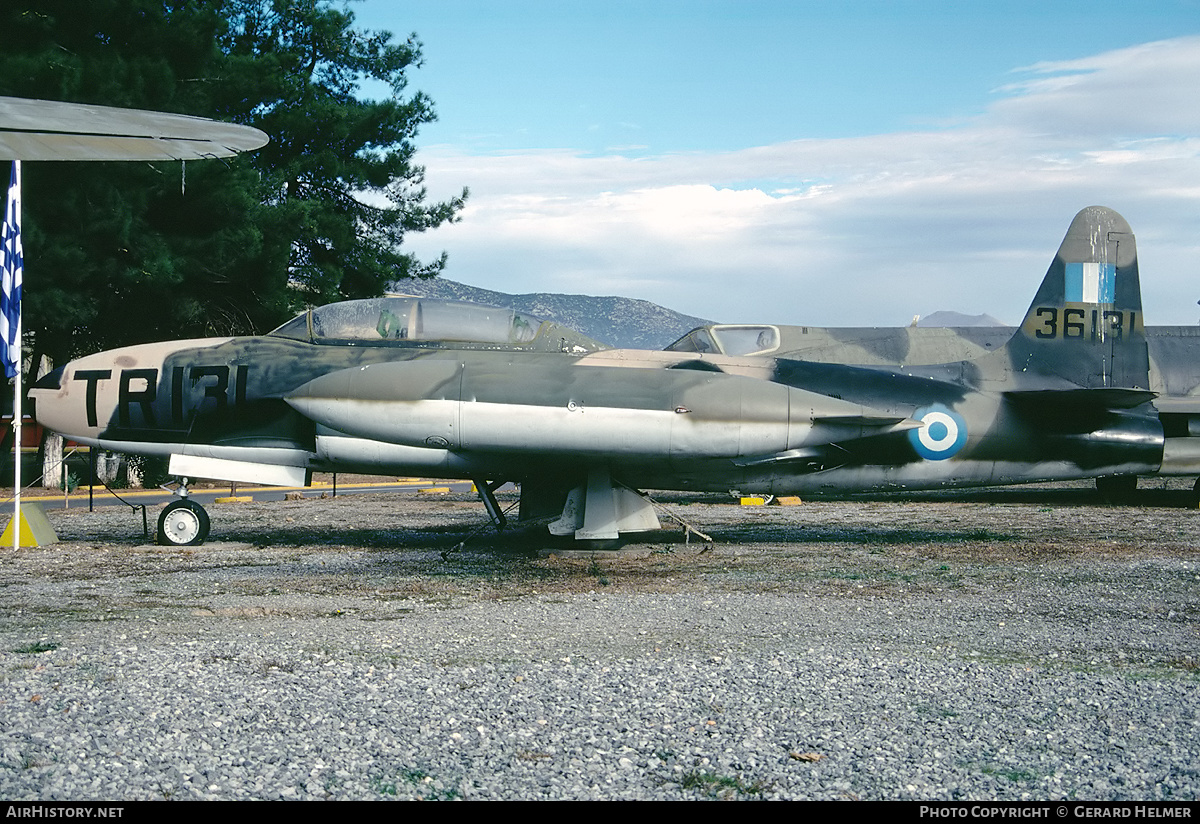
[11,159,19,550]
[4,160,20,549]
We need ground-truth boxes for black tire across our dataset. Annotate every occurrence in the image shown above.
[157,499,211,546]
[1095,474,1138,503]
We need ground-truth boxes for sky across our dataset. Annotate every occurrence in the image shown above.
[351,0,1200,326]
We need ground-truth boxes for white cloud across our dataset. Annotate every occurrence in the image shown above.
[403,36,1200,327]
[996,37,1200,136]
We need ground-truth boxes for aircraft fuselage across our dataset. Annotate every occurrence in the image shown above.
[31,332,1164,497]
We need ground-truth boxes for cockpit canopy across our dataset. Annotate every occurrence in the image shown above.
[665,324,781,356]
[269,297,605,353]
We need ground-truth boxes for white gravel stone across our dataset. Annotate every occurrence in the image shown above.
[0,486,1197,799]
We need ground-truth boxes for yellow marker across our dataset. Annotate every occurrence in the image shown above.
[1,503,58,547]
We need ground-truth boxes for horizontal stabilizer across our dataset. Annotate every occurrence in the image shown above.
[1004,387,1156,411]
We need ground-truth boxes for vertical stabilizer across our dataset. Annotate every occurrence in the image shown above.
[1006,206,1148,390]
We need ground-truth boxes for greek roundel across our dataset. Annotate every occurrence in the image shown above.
[908,404,968,461]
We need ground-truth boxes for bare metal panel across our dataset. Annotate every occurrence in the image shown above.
[0,96,268,161]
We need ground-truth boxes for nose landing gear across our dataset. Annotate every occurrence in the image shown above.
[156,478,211,546]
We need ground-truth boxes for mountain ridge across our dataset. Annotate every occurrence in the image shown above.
[389,278,1009,349]
[390,277,713,349]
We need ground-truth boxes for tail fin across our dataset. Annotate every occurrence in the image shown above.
[1005,206,1149,390]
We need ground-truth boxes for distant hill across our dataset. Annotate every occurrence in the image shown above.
[390,278,713,350]
[916,311,1007,327]
[389,277,1007,348]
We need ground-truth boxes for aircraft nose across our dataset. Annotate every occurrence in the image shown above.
[27,362,86,438]
[31,365,65,392]
[27,365,65,426]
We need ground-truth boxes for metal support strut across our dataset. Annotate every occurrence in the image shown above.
[475,479,508,530]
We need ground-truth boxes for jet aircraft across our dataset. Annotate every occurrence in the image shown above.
[666,209,1200,501]
[30,206,1167,546]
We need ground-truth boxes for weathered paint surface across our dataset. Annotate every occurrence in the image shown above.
[28,208,1180,540]
[673,211,1200,481]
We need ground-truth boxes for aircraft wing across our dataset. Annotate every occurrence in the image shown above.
[1003,387,1157,410]
[0,96,268,161]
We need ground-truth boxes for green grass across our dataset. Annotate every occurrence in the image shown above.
[980,764,1037,783]
[370,768,461,800]
[677,770,772,798]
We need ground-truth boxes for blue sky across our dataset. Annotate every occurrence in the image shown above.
[351,1,1200,326]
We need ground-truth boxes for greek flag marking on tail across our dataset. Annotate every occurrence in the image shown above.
[0,162,21,380]
[1064,261,1115,304]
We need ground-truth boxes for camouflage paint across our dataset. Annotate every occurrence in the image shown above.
[28,208,1175,541]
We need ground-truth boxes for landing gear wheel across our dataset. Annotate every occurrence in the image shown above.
[1096,474,1138,504]
[157,499,211,546]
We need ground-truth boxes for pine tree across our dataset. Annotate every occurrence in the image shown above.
[0,0,466,367]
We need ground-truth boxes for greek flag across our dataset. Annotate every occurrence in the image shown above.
[1,161,21,380]
[1064,261,1115,304]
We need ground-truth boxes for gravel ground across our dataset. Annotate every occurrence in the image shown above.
[0,482,1197,800]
